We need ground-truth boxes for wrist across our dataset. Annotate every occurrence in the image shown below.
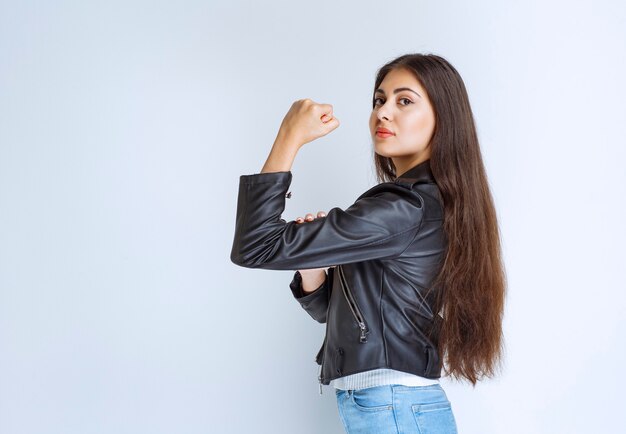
[299,269,327,294]
[261,137,299,174]
[273,130,303,152]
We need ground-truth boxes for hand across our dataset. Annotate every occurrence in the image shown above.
[276,99,340,149]
[295,211,330,275]
[261,99,339,173]
[295,210,326,224]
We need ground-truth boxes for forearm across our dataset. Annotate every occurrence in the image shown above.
[289,269,331,324]
[260,133,301,173]
[299,269,327,293]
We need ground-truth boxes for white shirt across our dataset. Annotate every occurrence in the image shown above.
[330,367,440,390]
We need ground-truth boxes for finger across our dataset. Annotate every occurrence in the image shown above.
[317,103,333,117]
[305,213,314,221]
[295,217,304,223]
[317,211,326,218]
[324,116,340,130]
[319,106,334,122]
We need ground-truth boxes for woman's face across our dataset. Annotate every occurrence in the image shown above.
[369,67,436,176]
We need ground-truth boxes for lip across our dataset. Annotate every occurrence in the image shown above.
[375,128,395,138]
[376,128,394,135]
[376,132,394,138]
[376,131,395,138]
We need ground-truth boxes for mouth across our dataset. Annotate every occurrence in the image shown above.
[376,127,395,137]
[376,130,395,138]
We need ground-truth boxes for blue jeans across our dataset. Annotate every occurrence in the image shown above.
[335,384,458,433]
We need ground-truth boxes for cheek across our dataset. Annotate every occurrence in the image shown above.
[405,113,434,137]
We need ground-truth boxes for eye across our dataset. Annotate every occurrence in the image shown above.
[373,97,413,107]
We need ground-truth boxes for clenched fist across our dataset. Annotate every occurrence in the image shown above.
[277,99,340,147]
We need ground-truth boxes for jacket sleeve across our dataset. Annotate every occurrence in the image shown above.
[289,268,333,324]
[230,170,424,270]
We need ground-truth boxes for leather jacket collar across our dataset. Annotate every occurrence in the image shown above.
[394,158,436,189]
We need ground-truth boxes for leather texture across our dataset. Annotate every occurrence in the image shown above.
[231,158,447,385]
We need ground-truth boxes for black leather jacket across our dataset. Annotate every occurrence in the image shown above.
[230,158,447,389]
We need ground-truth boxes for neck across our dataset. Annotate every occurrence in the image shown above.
[392,153,430,177]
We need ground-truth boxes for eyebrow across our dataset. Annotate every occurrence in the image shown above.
[374,87,422,98]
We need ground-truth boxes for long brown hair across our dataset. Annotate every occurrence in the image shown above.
[372,53,507,386]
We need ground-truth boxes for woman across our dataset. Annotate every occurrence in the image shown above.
[231,53,506,434]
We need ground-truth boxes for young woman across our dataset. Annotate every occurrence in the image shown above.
[231,53,506,434]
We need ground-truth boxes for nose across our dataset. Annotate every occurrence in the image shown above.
[376,108,389,120]
[376,104,390,121]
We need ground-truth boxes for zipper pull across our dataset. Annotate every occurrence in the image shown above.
[359,324,368,343]
[318,364,323,395]
[359,323,368,343]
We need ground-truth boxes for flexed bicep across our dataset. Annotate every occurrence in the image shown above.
[230,171,425,270]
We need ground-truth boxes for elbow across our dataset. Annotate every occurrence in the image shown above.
[230,243,266,269]
[230,251,243,267]
[230,246,254,268]
[230,233,287,269]
[230,232,255,268]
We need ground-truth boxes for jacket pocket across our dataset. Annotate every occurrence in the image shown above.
[333,347,345,376]
[337,265,370,343]
[424,346,433,375]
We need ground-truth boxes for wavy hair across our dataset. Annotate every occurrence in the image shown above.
[372,53,507,386]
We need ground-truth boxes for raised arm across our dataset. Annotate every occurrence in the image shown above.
[230,172,425,270]
[230,98,424,269]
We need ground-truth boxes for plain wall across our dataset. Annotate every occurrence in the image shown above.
[1,0,624,433]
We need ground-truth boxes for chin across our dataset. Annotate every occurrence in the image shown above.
[373,144,398,159]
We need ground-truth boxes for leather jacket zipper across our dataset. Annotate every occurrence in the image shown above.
[316,337,325,395]
[318,363,323,395]
[337,265,369,343]
[315,267,335,395]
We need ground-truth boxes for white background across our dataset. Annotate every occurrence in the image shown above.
[1,1,625,433]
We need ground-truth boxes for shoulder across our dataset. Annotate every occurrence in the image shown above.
[349,181,425,222]
[355,180,424,206]
[355,178,445,222]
